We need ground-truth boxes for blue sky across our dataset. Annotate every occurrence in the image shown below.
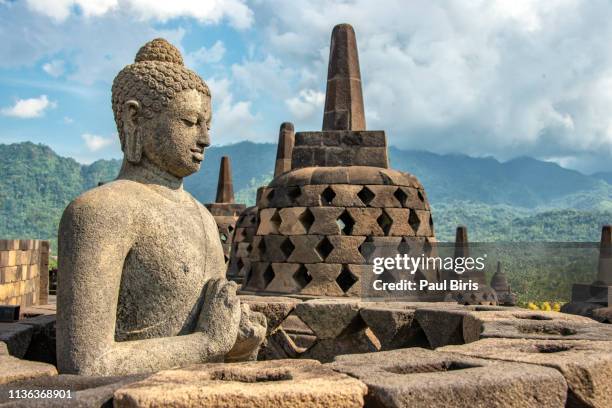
[1,0,612,174]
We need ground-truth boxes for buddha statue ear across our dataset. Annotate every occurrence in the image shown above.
[122,100,142,164]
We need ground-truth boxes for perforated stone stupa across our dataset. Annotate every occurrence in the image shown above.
[243,24,437,298]
[205,156,245,265]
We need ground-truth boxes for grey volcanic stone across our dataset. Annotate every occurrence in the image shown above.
[294,300,361,339]
[113,360,367,407]
[328,348,567,408]
[0,323,34,358]
[0,355,57,385]
[57,38,264,376]
[441,338,612,408]
[0,374,146,407]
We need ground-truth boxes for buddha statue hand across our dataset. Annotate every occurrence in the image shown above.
[225,303,267,362]
[196,278,241,356]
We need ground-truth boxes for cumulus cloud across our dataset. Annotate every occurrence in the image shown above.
[286,89,325,121]
[207,77,260,144]
[1,95,56,118]
[24,0,253,29]
[42,59,65,77]
[81,133,115,151]
[185,41,226,66]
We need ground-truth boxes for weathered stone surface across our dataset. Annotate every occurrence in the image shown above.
[441,338,612,408]
[346,208,383,235]
[359,306,429,350]
[114,360,367,408]
[287,236,324,264]
[302,328,381,363]
[0,355,57,385]
[257,209,281,235]
[416,308,612,348]
[57,38,263,376]
[294,300,361,339]
[0,374,147,407]
[300,264,344,296]
[18,314,57,365]
[264,235,293,262]
[278,208,309,235]
[274,122,295,177]
[328,348,567,408]
[326,236,366,264]
[239,296,301,335]
[0,322,34,358]
[308,207,344,235]
[265,263,303,293]
[593,306,612,323]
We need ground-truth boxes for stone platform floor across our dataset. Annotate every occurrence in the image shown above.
[1,296,611,407]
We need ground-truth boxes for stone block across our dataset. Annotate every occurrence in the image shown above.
[0,322,34,358]
[0,355,57,385]
[264,235,293,263]
[257,209,281,235]
[278,208,309,235]
[359,306,429,350]
[300,264,344,297]
[363,185,402,207]
[18,314,57,365]
[239,296,300,335]
[294,300,361,339]
[302,328,381,363]
[441,338,612,408]
[327,348,567,408]
[287,236,324,263]
[266,263,303,294]
[385,208,412,236]
[311,168,350,184]
[346,208,383,236]
[243,262,272,292]
[326,236,366,264]
[294,185,326,207]
[0,251,17,267]
[593,307,612,323]
[308,207,344,235]
[113,360,367,408]
[0,374,146,407]
[414,209,433,236]
[570,283,611,305]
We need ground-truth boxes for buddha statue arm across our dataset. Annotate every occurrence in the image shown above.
[57,196,240,376]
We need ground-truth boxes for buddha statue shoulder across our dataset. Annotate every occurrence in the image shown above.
[56,38,265,376]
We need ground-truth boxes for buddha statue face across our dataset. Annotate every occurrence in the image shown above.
[124,89,211,178]
[112,38,213,179]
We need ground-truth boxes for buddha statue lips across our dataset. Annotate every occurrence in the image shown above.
[56,38,266,376]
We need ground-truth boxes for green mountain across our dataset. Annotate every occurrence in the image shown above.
[1,141,611,248]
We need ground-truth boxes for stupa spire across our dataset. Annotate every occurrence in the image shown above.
[322,23,366,131]
[596,225,612,285]
[274,122,295,177]
[215,156,234,203]
[454,225,469,258]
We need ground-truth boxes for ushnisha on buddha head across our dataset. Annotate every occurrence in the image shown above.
[112,38,211,179]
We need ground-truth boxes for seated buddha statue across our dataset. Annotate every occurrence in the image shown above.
[57,39,266,376]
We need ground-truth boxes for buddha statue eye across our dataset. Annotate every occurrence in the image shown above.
[181,118,197,127]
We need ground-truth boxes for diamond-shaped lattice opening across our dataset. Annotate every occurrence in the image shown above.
[257,238,266,255]
[223,254,229,264]
[263,265,275,288]
[321,186,336,205]
[417,190,425,202]
[298,208,315,232]
[377,210,393,235]
[228,225,234,233]
[336,265,358,293]
[246,243,253,253]
[280,238,295,258]
[288,186,302,202]
[394,188,408,206]
[267,189,276,201]
[270,210,282,230]
[358,186,375,206]
[409,210,421,233]
[293,264,312,289]
[336,210,355,235]
[398,240,410,255]
[237,258,244,270]
[220,232,228,242]
[249,214,257,225]
[380,269,397,292]
[316,236,334,260]
[359,236,375,260]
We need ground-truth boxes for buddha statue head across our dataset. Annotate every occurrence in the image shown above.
[112,38,211,178]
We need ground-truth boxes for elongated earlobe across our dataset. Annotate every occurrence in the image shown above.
[122,100,142,163]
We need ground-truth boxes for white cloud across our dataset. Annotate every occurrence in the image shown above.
[81,133,115,151]
[1,95,56,118]
[207,77,260,144]
[63,116,74,124]
[24,0,253,29]
[286,89,325,121]
[185,41,226,66]
[42,59,65,77]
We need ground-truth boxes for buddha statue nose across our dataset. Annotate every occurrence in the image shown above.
[199,125,211,148]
